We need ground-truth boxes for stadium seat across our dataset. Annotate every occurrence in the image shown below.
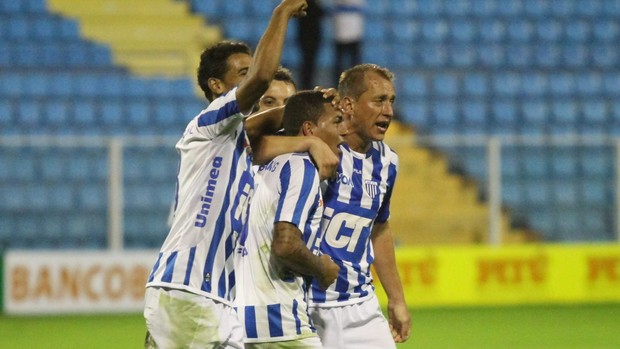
[461,100,487,130]
[592,19,619,42]
[581,180,608,206]
[78,184,107,211]
[432,73,459,97]
[421,19,449,42]
[450,20,476,42]
[507,20,534,42]
[49,184,75,210]
[550,149,579,177]
[505,44,533,68]
[575,72,603,95]
[0,99,12,125]
[479,20,506,42]
[563,44,588,68]
[591,44,618,68]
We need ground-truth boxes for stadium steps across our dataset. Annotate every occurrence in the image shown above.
[46,0,221,79]
[385,122,533,246]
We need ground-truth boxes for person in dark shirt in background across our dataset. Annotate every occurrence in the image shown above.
[297,0,325,89]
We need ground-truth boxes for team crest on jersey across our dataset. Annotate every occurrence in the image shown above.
[364,179,379,198]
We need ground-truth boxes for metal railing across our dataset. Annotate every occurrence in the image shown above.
[0,134,618,250]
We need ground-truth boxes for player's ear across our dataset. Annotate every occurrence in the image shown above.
[208,77,225,96]
[301,121,315,136]
[341,96,354,113]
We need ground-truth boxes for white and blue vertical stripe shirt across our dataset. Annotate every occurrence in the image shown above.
[146,87,254,306]
[309,142,398,307]
[235,153,323,343]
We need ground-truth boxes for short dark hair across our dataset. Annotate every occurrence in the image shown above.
[273,66,297,89]
[197,40,251,101]
[282,90,334,136]
[338,63,395,100]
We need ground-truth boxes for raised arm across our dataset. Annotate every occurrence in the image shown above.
[272,222,339,289]
[371,221,411,343]
[236,0,308,112]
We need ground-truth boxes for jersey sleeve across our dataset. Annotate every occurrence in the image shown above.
[188,87,244,140]
[274,156,320,230]
[376,150,399,223]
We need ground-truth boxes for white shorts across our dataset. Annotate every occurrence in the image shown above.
[309,295,396,349]
[244,336,323,349]
[144,287,243,349]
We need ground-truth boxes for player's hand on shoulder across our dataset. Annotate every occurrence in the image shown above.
[317,254,339,290]
[277,0,308,17]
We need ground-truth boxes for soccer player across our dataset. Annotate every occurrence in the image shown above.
[142,1,343,348]
[235,90,346,348]
[308,64,411,348]
[253,66,297,113]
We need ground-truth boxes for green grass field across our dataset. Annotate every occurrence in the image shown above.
[1,304,618,349]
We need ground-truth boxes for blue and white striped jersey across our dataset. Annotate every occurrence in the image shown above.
[146,87,254,306]
[309,142,398,307]
[235,153,323,343]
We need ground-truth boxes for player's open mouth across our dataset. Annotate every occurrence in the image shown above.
[376,121,390,132]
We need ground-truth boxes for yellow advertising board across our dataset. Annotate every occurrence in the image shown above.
[374,244,620,307]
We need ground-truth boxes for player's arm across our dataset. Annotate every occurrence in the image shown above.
[272,222,339,289]
[235,0,307,113]
[245,89,341,179]
[371,221,411,343]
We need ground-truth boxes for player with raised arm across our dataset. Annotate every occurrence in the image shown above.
[236,90,347,348]
[142,2,340,348]
[308,64,411,348]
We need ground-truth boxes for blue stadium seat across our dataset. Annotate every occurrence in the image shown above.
[549,0,575,17]
[126,100,151,129]
[399,101,429,129]
[154,100,178,127]
[0,99,12,126]
[461,100,487,128]
[389,20,420,43]
[431,100,458,134]
[43,99,70,127]
[492,73,521,97]
[449,20,476,42]
[521,100,548,127]
[591,44,617,68]
[463,73,487,97]
[432,73,459,97]
[40,155,65,180]
[534,45,561,68]
[49,184,75,210]
[563,44,588,68]
[470,0,497,16]
[0,184,27,210]
[580,147,613,178]
[550,149,579,177]
[603,0,620,15]
[565,20,591,42]
[505,45,533,68]
[554,208,582,241]
[478,44,505,67]
[421,19,449,42]
[78,184,107,210]
[549,73,576,96]
[48,72,75,97]
[592,20,618,42]
[536,20,563,42]
[501,181,523,205]
[507,20,534,42]
[420,44,448,67]
[21,73,48,97]
[15,99,42,128]
[521,150,548,179]
[575,72,603,95]
[581,209,608,239]
[449,44,477,67]
[524,181,551,206]
[521,73,548,96]
[581,180,607,206]
[575,0,602,16]
[414,0,441,16]
[401,74,427,98]
[479,20,506,42]
[365,20,386,42]
[552,180,579,205]
[72,99,98,127]
[581,100,608,125]
[550,99,577,133]
[490,100,519,133]
[100,100,124,127]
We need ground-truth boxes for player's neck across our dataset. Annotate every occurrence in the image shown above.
[345,133,371,153]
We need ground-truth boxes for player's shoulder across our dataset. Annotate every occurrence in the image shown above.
[372,141,399,162]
